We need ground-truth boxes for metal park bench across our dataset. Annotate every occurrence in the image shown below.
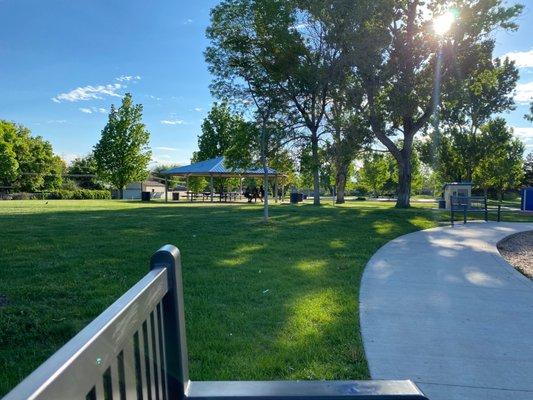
[2,245,429,400]
[450,196,501,226]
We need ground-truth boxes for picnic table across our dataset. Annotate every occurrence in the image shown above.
[186,191,239,202]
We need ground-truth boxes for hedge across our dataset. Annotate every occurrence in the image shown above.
[46,189,111,200]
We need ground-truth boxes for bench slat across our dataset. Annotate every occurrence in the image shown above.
[187,380,428,400]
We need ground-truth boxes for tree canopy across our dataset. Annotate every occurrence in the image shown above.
[93,94,151,198]
[0,120,64,192]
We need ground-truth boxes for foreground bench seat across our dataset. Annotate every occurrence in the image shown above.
[2,245,428,400]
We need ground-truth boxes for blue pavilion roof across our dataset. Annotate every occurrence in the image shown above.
[162,157,278,176]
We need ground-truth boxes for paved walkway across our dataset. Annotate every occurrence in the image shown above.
[360,222,533,400]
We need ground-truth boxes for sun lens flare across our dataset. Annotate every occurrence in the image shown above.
[433,11,455,36]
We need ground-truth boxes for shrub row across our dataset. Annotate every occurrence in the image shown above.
[46,189,111,200]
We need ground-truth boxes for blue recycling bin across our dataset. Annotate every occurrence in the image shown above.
[521,187,533,211]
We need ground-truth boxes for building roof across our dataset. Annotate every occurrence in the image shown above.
[443,182,473,189]
[162,157,279,177]
[125,180,166,189]
[143,180,166,187]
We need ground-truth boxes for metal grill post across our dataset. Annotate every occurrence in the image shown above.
[151,245,190,399]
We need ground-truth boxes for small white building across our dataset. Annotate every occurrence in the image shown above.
[121,180,166,200]
[443,182,472,209]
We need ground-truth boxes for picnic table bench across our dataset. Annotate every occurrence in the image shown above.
[3,245,429,400]
[450,195,501,226]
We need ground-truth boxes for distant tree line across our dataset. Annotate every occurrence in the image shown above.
[1,93,152,199]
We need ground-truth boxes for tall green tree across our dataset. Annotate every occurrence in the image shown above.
[193,103,244,162]
[0,120,64,192]
[325,79,371,203]
[93,94,151,198]
[473,119,524,199]
[357,152,390,197]
[0,122,19,187]
[206,0,346,205]
[439,51,519,180]
[206,1,299,218]
[344,0,522,207]
[67,154,103,189]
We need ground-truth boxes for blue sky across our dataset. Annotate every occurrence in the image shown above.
[1,0,532,167]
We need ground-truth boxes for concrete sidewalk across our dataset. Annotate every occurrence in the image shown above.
[360,222,533,400]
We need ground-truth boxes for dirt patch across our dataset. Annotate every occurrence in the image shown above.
[498,231,533,280]
[0,294,8,308]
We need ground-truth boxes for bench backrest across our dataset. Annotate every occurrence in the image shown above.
[450,195,487,211]
[3,245,428,400]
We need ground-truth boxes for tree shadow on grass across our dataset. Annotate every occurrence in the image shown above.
[0,201,440,394]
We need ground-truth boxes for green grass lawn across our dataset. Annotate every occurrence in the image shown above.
[0,200,531,395]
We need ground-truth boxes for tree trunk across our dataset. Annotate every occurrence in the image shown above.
[261,124,269,222]
[335,164,348,204]
[396,156,412,208]
[311,130,320,205]
[119,188,124,199]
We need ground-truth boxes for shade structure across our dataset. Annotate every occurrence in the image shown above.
[162,157,279,177]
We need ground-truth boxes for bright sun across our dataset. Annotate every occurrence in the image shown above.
[433,11,456,36]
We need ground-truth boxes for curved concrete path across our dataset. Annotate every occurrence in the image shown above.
[360,222,533,400]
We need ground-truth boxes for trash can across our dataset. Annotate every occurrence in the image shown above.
[438,198,446,209]
[141,191,151,202]
[172,192,180,201]
[290,192,299,204]
[290,193,304,204]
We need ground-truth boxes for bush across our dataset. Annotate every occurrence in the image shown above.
[46,189,111,200]
[10,193,42,200]
[61,178,79,191]
[355,197,366,201]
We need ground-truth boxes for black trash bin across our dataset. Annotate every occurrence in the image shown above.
[290,192,299,204]
[172,192,180,201]
[141,191,151,202]
[290,193,304,204]
[438,198,446,209]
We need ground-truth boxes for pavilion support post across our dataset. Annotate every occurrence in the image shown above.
[165,177,168,203]
[239,176,243,200]
[186,175,191,202]
[210,174,214,203]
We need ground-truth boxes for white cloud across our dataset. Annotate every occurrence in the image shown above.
[194,107,203,112]
[512,127,533,142]
[115,75,141,82]
[60,153,81,165]
[53,83,123,103]
[501,49,533,68]
[47,119,67,124]
[514,81,533,104]
[161,119,185,125]
[79,107,108,114]
[154,146,179,151]
[148,95,162,101]
[184,19,194,25]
